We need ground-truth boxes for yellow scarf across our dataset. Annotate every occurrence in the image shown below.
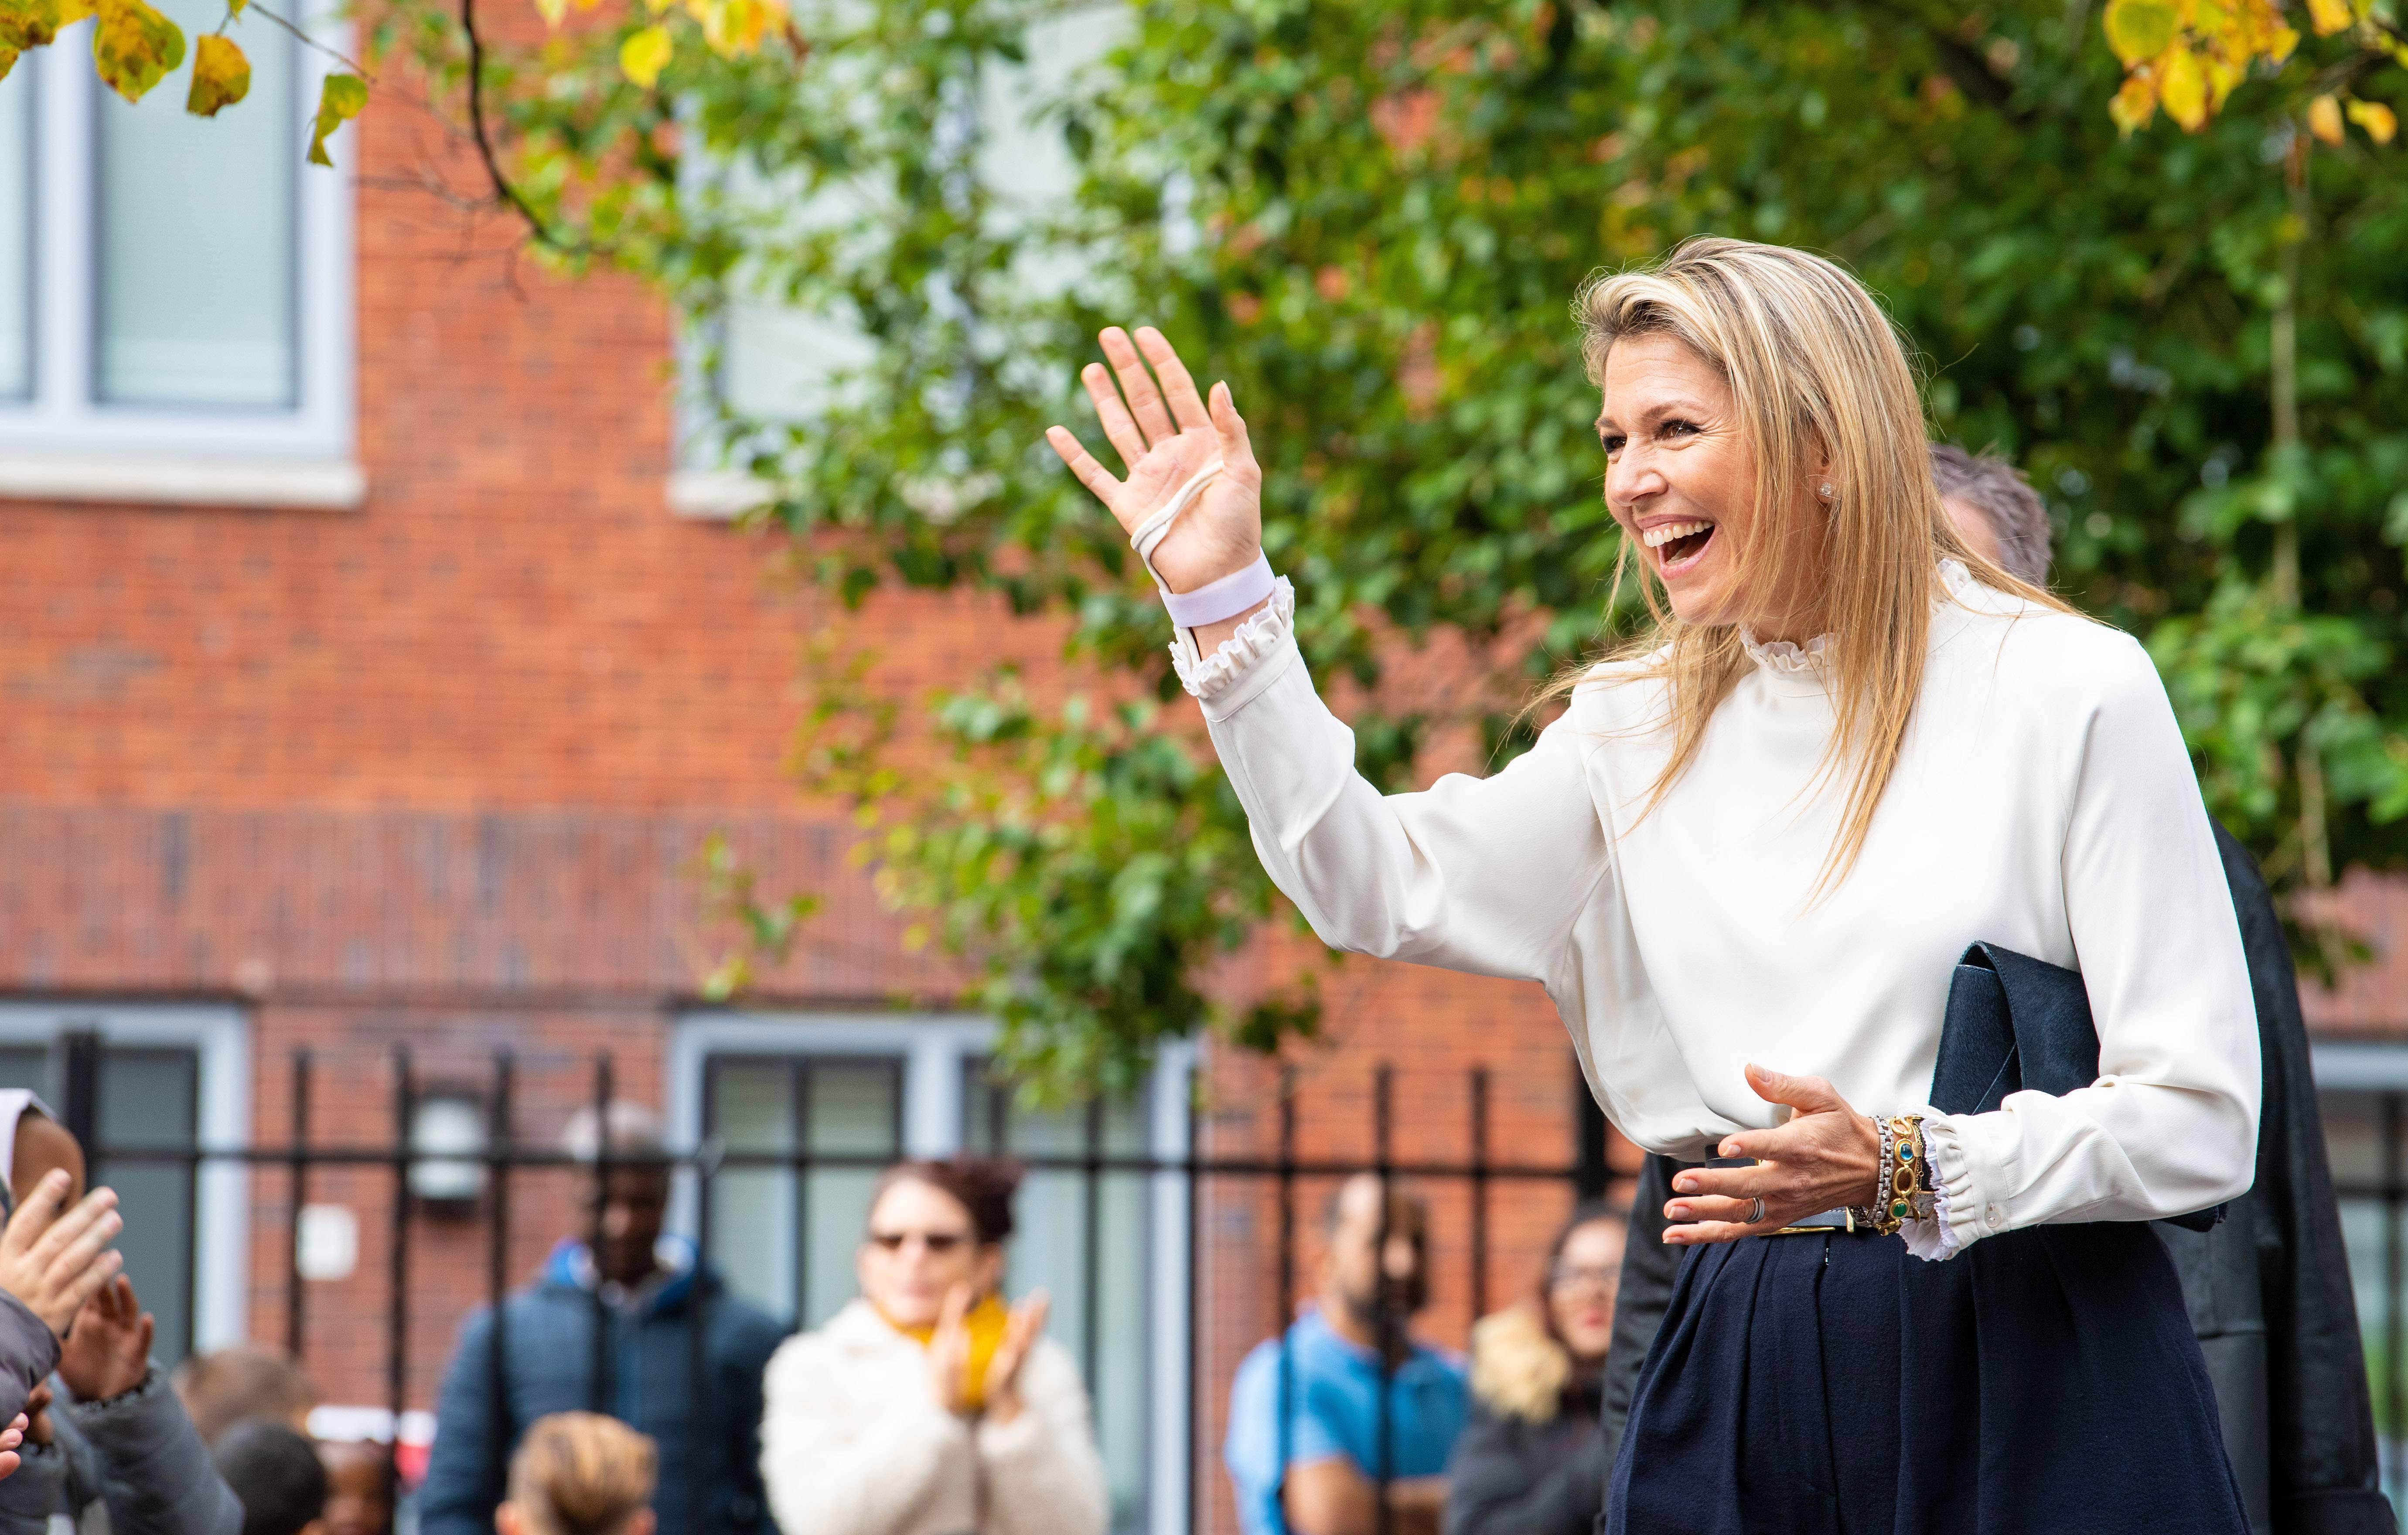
[888,1294,1012,1411]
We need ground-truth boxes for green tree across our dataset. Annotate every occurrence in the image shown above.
[407,0,2406,1093]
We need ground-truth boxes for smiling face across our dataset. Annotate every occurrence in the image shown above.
[857,1176,1005,1329]
[1544,1218,1625,1364]
[1598,333,1823,638]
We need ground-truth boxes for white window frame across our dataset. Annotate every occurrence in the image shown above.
[0,11,360,509]
[0,1001,252,1351]
[667,1011,1196,1535]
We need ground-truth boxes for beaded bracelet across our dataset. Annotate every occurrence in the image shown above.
[1855,1118,1901,1235]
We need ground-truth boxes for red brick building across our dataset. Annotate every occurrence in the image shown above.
[3,20,2406,1535]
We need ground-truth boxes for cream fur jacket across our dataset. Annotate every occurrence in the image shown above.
[759,1298,1110,1535]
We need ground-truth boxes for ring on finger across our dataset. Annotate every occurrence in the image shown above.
[1747,1197,1766,1225]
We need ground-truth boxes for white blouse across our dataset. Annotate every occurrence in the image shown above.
[1190,564,2259,1255]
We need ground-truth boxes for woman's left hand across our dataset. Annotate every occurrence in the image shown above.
[1662,1065,1882,1245]
[980,1290,1050,1426]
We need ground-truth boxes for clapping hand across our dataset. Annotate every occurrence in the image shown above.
[979,1289,1050,1427]
[925,1283,1051,1425]
[58,1275,153,1403]
[0,1171,123,1336]
[0,1412,25,1481]
[1045,327,1264,600]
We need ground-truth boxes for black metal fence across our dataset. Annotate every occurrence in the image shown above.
[53,1034,1602,1535]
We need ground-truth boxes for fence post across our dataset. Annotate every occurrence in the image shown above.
[1184,1064,1202,1535]
[286,1047,312,1361]
[1470,1066,1489,1324]
[1372,1063,1393,1535]
[586,1053,615,1417]
[2387,1091,2402,1507]
[1082,1096,1104,1396]
[1275,1067,1297,1531]
[59,1029,100,1165]
[388,1045,415,1494]
[481,1050,515,1517]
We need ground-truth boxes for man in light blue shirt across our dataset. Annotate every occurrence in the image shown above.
[1226,1174,1469,1535]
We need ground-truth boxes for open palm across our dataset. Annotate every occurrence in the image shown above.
[1045,326,1263,596]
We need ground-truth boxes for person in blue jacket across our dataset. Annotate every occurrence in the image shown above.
[419,1103,787,1535]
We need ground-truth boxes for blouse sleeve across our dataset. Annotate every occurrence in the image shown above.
[1196,594,1615,988]
[1922,633,2261,1253]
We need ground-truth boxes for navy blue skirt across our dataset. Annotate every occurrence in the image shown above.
[1606,1222,2248,1535]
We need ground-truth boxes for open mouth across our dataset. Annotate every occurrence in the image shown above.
[1642,518,1716,575]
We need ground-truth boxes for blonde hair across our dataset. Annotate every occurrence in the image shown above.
[505,1414,657,1535]
[1562,237,2066,888]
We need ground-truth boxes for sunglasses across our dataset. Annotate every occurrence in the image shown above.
[867,1229,976,1254]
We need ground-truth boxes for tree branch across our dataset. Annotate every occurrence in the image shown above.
[457,0,592,255]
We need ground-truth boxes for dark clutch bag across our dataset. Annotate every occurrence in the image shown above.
[1931,941,2223,1233]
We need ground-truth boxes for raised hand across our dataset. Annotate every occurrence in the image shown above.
[1045,327,1264,597]
[58,1274,154,1403]
[926,1283,975,1417]
[979,1288,1051,1426]
[0,1171,123,1336]
[1660,1065,1883,1245]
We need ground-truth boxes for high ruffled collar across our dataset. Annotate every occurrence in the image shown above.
[1738,560,1974,680]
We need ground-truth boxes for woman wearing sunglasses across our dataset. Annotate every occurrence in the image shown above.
[758,1158,1107,1535]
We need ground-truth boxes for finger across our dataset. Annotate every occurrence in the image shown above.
[936,1283,972,1335]
[0,1172,70,1252]
[1743,1063,1848,1117]
[1135,327,1212,434]
[1208,381,1258,480]
[1661,1214,1768,1246]
[0,1450,17,1480]
[1663,1194,1767,1228]
[1078,362,1153,470]
[1667,1164,1767,1201]
[50,1249,123,1323]
[43,1200,122,1280]
[28,1190,116,1267]
[1045,428,1131,517]
[134,1314,155,1358]
[1098,328,1177,448]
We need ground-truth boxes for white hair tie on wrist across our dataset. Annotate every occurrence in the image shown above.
[1127,457,1277,671]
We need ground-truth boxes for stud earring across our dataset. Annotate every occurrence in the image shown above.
[1818,481,1835,500]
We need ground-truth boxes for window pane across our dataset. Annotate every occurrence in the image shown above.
[703,1056,900,1328]
[0,63,28,399]
[967,1066,1151,1532]
[96,1049,199,1364]
[94,0,297,407]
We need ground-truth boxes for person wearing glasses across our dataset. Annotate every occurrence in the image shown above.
[1442,1203,1626,1535]
[758,1158,1107,1535]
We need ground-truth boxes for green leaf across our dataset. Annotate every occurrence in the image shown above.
[2102,0,2179,65]
[90,0,184,103]
[184,32,247,115]
[305,70,365,167]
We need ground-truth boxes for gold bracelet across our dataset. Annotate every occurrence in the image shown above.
[1886,1113,1936,1225]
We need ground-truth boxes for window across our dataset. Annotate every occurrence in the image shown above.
[669,1013,1195,1535]
[0,7,358,507]
[668,5,1124,518]
[0,1003,250,1364]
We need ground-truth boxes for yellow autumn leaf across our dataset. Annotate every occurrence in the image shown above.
[91,0,185,103]
[532,0,564,26]
[3,0,95,51]
[0,45,16,81]
[619,21,670,86]
[306,70,365,166]
[2103,0,2179,65]
[185,33,247,114]
[2309,92,2347,144]
[2346,97,2398,145]
[2159,44,2209,130]
[2108,69,2160,134]
[2303,0,2356,35]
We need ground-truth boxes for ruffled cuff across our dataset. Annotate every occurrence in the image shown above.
[1177,576,1296,718]
[1910,1113,1989,1260]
